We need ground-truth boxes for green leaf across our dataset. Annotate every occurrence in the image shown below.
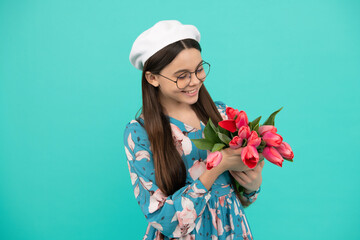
[230,130,237,139]
[262,107,283,126]
[284,158,294,162]
[208,118,218,133]
[204,121,219,143]
[256,139,267,153]
[218,125,228,135]
[235,181,245,193]
[254,123,259,133]
[191,139,214,151]
[211,143,226,152]
[217,132,232,145]
[242,138,248,147]
[249,116,261,131]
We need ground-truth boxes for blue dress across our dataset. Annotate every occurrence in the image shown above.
[123,101,260,240]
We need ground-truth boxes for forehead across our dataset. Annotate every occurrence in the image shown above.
[164,48,202,72]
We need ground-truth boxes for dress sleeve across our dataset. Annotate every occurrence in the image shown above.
[214,100,228,120]
[242,187,261,203]
[124,120,212,238]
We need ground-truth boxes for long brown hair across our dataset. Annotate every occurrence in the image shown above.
[139,39,223,196]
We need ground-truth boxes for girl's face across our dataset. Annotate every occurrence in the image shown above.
[148,48,204,112]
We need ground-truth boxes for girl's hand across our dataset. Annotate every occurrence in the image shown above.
[229,157,265,192]
[218,147,251,172]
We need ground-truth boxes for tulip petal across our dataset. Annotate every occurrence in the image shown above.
[276,142,294,160]
[206,151,223,170]
[263,146,283,167]
[226,107,240,120]
[262,131,283,147]
[258,125,277,136]
[235,111,249,129]
[218,120,237,132]
[240,145,259,169]
[229,136,243,149]
[238,125,251,139]
[247,131,261,148]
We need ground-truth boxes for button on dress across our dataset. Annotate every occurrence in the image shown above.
[123,101,260,240]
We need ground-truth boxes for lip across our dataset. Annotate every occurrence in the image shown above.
[181,88,198,97]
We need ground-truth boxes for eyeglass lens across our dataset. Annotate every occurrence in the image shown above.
[176,62,210,89]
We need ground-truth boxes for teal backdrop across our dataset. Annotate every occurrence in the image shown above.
[1,0,359,239]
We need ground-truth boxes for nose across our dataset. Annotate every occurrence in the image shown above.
[188,72,202,86]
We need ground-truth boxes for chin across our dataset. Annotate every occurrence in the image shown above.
[184,95,199,105]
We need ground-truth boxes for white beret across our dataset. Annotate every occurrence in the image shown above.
[129,20,201,70]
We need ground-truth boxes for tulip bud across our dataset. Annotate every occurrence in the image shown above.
[241,145,259,169]
[235,111,249,129]
[258,125,277,136]
[238,125,251,139]
[262,146,283,167]
[276,142,294,161]
[206,151,223,170]
[226,107,240,120]
[247,131,261,148]
[229,136,243,149]
[262,131,283,147]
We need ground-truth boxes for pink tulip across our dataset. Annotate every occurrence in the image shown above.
[226,107,240,120]
[218,120,237,132]
[241,145,259,169]
[262,131,283,147]
[238,125,251,139]
[276,142,294,160]
[262,146,283,167]
[247,131,261,148]
[235,111,249,129]
[258,125,277,136]
[206,151,223,170]
[229,136,243,149]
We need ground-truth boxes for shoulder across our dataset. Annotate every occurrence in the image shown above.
[214,101,227,112]
[214,100,228,120]
[124,119,145,136]
[123,118,150,151]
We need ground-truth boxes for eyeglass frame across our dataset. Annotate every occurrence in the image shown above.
[154,61,211,90]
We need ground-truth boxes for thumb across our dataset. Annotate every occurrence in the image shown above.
[232,147,243,156]
[258,160,265,169]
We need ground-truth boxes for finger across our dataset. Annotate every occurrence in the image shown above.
[231,147,243,156]
[230,171,247,186]
[257,160,265,170]
[230,170,246,183]
[235,178,246,187]
[229,170,242,179]
[233,171,252,183]
[240,170,257,181]
[250,160,264,173]
[260,160,265,167]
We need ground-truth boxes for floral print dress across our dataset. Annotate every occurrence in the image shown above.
[123,101,260,240]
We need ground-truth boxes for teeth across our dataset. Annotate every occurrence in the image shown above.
[186,89,197,94]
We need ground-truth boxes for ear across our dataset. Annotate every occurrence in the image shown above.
[145,71,160,87]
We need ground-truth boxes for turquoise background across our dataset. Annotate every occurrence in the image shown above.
[1,0,359,239]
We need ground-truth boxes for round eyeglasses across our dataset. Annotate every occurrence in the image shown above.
[156,61,210,90]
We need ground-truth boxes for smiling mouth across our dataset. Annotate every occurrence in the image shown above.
[182,89,197,94]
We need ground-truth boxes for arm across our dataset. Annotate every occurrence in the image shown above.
[124,121,222,238]
[229,160,264,207]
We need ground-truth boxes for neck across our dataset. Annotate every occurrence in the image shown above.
[162,102,194,118]
[158,92,194,118]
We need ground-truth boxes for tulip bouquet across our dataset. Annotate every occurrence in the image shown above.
[192,106,294,191]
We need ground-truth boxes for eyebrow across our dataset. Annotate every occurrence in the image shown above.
[173,60,203,75]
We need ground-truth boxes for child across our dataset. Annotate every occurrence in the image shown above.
[124,20,264,240]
